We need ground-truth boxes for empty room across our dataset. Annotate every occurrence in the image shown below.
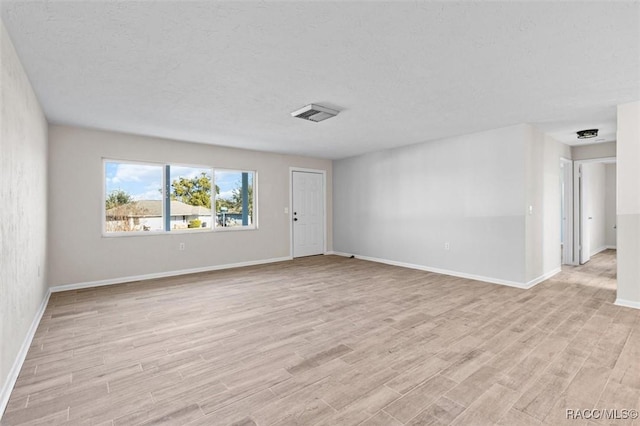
[1,1,639,425]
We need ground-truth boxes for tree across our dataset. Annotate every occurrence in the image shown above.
[104,190,148,232]
[216,196,233,212]
[171,172,212,208]
[105,189,133,209]
[231,183,253,216]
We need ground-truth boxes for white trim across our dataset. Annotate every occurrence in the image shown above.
[102,160,258,236]
[573,156,617,266]
[560,157,574,266]
[331,251,351,258]
[289,167,327,258]
[574,162,584,265]
[329,252,559,289]
[615,298,640,310]
[50,257,292,293]
[590,245,610,256]
[526,267,562,288]
[213,168,258,232]
[605,245,617,250]
[1,290,51,419]
[574,157,617,165]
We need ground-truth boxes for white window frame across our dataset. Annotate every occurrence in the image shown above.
[103,158,167,237]
[102,159,257,237]
[213,168,258,232]
[167,162,215,232]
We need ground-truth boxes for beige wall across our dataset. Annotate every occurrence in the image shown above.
[616,101,640,307]
[571,141,616,160]
[582,162,607,255]
[47,125,332,287]
[559,141,572,160]
[0,21,49,413]
[524,128,566,283]
[605,163,617,248]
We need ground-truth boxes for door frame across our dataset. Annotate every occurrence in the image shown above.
[289,167,327,258]
[573,156,616,265]
[560,157,573,265]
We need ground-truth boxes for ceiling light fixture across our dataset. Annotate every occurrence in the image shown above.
[291,104,339,122]
[576,129,598,139]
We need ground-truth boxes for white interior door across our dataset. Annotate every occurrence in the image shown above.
[579,164,591,264]
[292,171,324,257]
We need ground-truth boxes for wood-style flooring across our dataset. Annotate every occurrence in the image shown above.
[3,250,639,425]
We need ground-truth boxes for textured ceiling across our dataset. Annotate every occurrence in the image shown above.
[2,1,639,159]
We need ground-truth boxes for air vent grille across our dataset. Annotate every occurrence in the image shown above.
[298,109,322,120]
[291,104,339,122]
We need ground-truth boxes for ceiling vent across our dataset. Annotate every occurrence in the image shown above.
[291,104,339,122]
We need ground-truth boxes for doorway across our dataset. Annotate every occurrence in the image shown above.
[291,169,325,258]
[574,157,617,265]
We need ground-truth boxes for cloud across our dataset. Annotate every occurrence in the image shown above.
[133,190,163,201]
[217,189,234,200]
[215,170,252,193]
[109,163,162,184]
[170,166,212,180]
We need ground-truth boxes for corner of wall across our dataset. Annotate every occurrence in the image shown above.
[1,19,50,418]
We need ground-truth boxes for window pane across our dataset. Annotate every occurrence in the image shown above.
[214,170,255,228]
[105,162,164,233]
[169,166,213,230]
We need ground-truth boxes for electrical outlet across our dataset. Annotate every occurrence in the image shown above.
[179,243,185,251]
[444,242,450,250]
[284,207,289,214]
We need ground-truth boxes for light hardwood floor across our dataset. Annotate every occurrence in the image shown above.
[3,250,639,425]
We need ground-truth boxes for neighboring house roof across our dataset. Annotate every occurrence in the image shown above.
[106,200,211,218]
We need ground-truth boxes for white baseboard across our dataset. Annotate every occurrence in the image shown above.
[330,251,350,257]
[50,256,292,293]
[590,246,609,256]
[526,267,562,288]
[615,298,640,310]
[330,252,558,289]
[590,245,616,255]
[1,289,51,419]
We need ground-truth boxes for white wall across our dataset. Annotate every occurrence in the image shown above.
[48,125,332,287]
[333,123,565,286]
[0,21,49,414]
[582,162,607,256]
[540,136,566,278]
[605,163,617,248]
[616,101,640,307]
[524,129,565,282]
[334,124,531,285]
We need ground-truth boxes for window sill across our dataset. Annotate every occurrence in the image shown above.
[102,226,257,238]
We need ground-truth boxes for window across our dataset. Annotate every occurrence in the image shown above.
[105,161,164,233]
[104,160,255,234]
[214,170,255,228]
[169,166,213,230]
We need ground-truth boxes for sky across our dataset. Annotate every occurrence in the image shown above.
[105,162,251,202]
